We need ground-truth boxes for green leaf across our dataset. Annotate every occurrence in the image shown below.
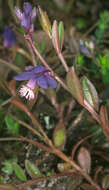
[0,176,4,184]
[81,76,99,111]
[53,127,66,147]
[5,116,20,136]
[53,120,66,149]
[58,21,64,50]
[88,125,104,144]
[99,54,109,85]
[13,162,27,182]
[66,66,84,105]
[76,18,87,30]
[0,108,4,129]
[25,160,42,179]
[2,158,18,175]
[14,53,24,69]
[2,160,13,175]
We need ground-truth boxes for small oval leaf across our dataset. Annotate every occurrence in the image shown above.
[77,147,91,173]
[53,120,66,149]
[100,105,109,127]
[38,6,52,38]
[102,174,109,189]
[81,76,99,111]
[25,160,42,179]
[52,20,60,53]
[66,67,84,105]
[58,21,64,50]
[12,162,27,182]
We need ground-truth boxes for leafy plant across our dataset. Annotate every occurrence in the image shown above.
[5,116,20,136]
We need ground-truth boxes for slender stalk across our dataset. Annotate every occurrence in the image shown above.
[52,148,101,190]
[25,35,70,92]
[17,171,76,190]
[22,135,102,190]
[0,136,52,154]
[10,99,54,147]
[10,114,42,139]
[58,51,69,72]
[0,58,21,73]
[26,40,37,66]
[1,137,100,190]
[0,137,21,142]
[82,22,98,39]
[21,136,52,153]
[17,48,32,62]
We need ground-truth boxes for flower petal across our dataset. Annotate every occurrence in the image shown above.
[14,72,36,81]
[19,85,34,100]
[23,2,32,16]
[26,78,37,89]
[31,65,47,73]
[3,26,16,48]
[37,75,56,88]
[31,7,37,19]
[15,6,23,20]
[21,15,31,30]
[46,77,57,88]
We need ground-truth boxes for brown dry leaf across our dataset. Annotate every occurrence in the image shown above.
[8,79,16,97]
[77,146,91,173]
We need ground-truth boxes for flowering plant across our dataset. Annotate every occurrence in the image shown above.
[3,26,16,48]
[14,65,56,100]
[15,2,37,32]
[0,2,109,190]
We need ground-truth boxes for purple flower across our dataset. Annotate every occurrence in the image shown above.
[3,26,16,48]
[80,44,90,55]
[15,2,37,31]
[14,65,57,100]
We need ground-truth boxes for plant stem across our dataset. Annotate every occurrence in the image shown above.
[58,51,69,72]
[10,99,54,147]
[10,114,42,139]
[52,148,101,190]
[26,40,37,66]
[0,58,21,73]
[17,171,76,190]
[25,35,70,92]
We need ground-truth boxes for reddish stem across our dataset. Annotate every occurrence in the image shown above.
[25,35,70,92]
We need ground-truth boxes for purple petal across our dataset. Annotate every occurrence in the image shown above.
[31,7,37,19]
[21,15,31,30]
[15,6,23,20]
[80,44,90,55]
[23,2,32,16]
[26,78,37,89]
[37,76,56,88]
[47,77,57,88]
[31,65,47,73]
[14,72,36,81]
[3,26,16,48]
